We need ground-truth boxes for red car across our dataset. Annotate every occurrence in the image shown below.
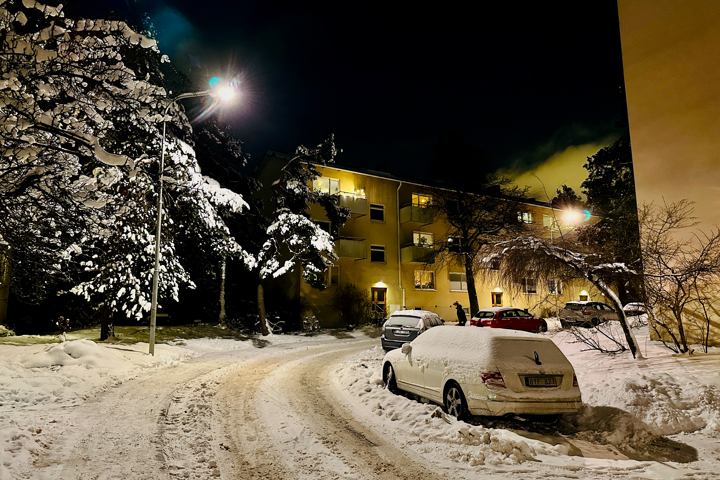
[470,307,547,333]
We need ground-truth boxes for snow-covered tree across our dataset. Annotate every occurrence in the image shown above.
[255,135,350,335]
[0,1,253,335]
[488,234,642,358]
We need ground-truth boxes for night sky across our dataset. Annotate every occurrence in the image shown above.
[63,0,628,197]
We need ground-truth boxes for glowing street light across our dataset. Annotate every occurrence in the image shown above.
[149,82,237,355]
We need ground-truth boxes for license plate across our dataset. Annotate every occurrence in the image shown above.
[524,376,558,387]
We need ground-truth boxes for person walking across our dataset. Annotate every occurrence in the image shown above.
[453,301,467,326]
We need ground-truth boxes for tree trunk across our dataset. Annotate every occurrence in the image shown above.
[218,256,227,325]
[99,307,114,341]
[257,277,269,336]
[0,248,11,326]
[464,256,480,316]
[592,275,642,359]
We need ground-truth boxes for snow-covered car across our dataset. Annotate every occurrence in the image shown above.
[469,307,547,333]
[382,325,581,419]
[558,301,618,328]
[380,310,444,351]
[623,302,648,316]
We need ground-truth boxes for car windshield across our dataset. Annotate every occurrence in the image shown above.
[475,311,495,318]
[386,316,421,328]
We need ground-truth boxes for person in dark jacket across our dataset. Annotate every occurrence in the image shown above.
[453,301,467,326]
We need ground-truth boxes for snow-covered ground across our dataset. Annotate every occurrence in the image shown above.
[2,319,720,479]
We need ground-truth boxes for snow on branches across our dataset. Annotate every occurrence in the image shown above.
[1,0,254,317]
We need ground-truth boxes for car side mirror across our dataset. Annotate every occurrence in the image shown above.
[401,344,412,355]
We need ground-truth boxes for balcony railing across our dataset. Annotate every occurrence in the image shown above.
[399,204,434,226]
[401,244,435,264]
[335,237,367,259]
[337,190,368,216]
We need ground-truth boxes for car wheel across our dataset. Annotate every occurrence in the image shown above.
[383,364,398,393]
[591,318,600,328]
[444,382,469,420]
[537,323,547,333]
[560,319,568,329]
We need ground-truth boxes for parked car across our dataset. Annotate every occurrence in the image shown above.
[380,310,444,351]
[382,325,582,419]
[623,302,648,317]
[558,301,618,328]
[469,307,547,333]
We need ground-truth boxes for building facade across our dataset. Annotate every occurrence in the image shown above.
[256,152,599,326]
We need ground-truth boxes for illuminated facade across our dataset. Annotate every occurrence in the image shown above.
[255,152,598,326]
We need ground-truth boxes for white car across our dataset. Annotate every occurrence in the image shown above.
[382,325,582,419]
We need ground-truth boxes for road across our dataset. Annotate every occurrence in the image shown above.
[28,337,448,480]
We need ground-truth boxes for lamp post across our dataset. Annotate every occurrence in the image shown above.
[149,87,234,355]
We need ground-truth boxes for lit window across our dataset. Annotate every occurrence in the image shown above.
[315,177,340,195]
[548,279,562,295]
[412,193,432,208]
[413,231,434,247]
[370,245,385,263]
[326,265,339,286]
[522,278,537,294]
[370,204,385,221]
[414,270,435,290]
[449,272,467,291]
[518,211,533,224]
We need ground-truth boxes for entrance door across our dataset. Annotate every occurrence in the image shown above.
[371,287,387,321]
[491,292,503,307]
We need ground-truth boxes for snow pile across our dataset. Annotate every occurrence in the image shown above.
[0,340,192,480]
[581,370,720,436]
[334,346,567,467]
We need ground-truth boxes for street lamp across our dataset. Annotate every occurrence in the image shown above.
[149,86,236,355]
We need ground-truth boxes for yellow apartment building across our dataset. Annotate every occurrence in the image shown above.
[255,152,600,327]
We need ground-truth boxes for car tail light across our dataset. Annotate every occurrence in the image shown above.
[572,374,579,388]
[481,372,506,389]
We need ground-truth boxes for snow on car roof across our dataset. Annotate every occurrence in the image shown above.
[408,325,565,373]
[476,306,519,312]
[389,309,440,319]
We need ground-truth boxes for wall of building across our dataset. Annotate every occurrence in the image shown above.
[618,0,720,345]
[301,164,600,327]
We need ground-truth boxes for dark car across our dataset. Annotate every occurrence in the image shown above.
[558,301,618,328]
[381,310,444,351]
[469,307,547,333]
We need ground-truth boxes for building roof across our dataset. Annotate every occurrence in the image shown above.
[254,150,582,212]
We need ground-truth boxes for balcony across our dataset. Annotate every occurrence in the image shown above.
[401,244,435,264]
[335,237,367,259]
[399,204,434,226]
[337,191,368,217]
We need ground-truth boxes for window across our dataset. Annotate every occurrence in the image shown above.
[449,272,467,291]
[413,231,434,247]
[326,265,339,286]
[412,193,432,208]
[370,245,385,263]
[414,270,435,290]
[548,279,562,295]
[315,221,330,233]
[518,211,533,224]
[490,259,500,271]
[314,177,340,195]
[543,214,557,229]
[522,278,537,294]
[448,236,462,253]
[491,292,503,307]
[370,203,385,221]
